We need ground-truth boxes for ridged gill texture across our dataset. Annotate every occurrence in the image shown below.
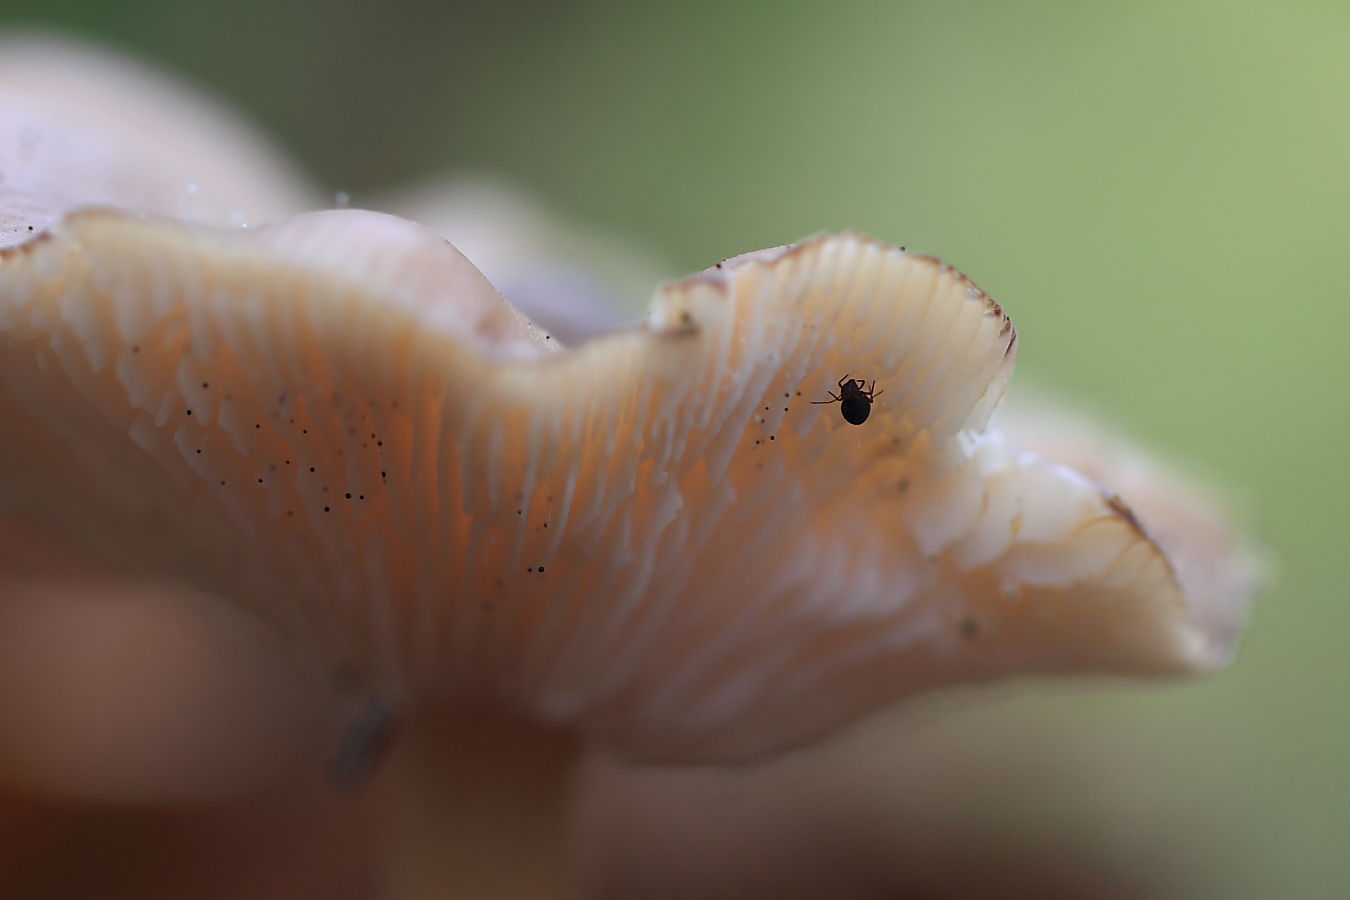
[0,213,1242,762]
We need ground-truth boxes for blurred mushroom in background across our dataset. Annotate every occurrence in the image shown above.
[0,32,1261,899]
[375,175,667,344]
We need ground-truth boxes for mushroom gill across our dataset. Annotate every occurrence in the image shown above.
[0,211,1246,763]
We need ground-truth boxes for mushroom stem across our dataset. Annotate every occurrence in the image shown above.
[375,707,582,899]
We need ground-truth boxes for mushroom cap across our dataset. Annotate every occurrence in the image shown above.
[373,174,665,343]
[0,206,1251,763]
[0,30,313,246]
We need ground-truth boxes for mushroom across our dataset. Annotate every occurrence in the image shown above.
[0,35,1257,897]
[373,174,666,344]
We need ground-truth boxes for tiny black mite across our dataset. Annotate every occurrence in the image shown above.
[811,374,883,425]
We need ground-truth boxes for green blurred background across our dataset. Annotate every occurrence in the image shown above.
[2,0,1343,895]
